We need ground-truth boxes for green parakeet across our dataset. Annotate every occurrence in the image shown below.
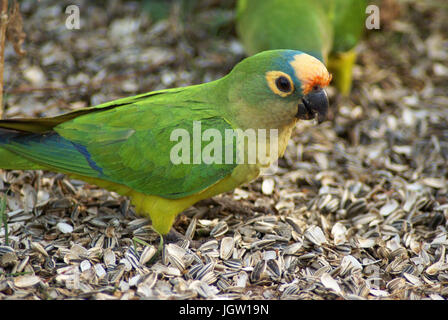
[236,0,366,95]
[0,50,330,237]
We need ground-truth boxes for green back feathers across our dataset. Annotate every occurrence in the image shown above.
[331,0,366,53]
[236,0,366,61]
[236,0,331,62]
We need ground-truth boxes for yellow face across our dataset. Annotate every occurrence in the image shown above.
[265,53,332,98]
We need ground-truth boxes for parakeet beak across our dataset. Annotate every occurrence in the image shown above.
[296,88,329,123]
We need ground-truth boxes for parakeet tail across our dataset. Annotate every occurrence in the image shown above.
[0,129,43,170]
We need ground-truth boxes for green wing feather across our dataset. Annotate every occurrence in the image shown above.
[0,86,238,199]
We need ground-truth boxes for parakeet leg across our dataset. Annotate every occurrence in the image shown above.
[328,49,357,96]
[158,233,164,253]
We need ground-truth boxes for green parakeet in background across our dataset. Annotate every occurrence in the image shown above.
[236,0,366,95]
[0,50,330,240]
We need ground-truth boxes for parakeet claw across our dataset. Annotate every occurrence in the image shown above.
[163,228,205,249]
[296,88,329,123]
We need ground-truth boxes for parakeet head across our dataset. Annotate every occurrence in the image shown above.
[223,50,331,129]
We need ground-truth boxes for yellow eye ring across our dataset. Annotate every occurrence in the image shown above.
[265,71,294,97]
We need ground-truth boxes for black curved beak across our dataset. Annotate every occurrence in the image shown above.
[296,88,329,123]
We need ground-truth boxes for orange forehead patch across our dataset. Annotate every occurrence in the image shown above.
[290,53,332,94]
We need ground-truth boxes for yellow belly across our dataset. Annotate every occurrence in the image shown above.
[66,163,260,235]
[131,163,261,234]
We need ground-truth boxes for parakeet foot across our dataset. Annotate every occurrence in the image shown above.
[163,228,206,249]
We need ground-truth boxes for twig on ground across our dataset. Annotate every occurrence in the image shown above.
[0,0,8,119]
[0,0,26,119]
[0,194,8,246]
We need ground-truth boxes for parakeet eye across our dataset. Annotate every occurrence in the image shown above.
[265,71,294,97]
[275,76,291,92]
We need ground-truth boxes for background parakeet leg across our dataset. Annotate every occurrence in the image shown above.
[327,49,358,96]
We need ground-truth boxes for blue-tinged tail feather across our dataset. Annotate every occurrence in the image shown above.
[0,129,102,176]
